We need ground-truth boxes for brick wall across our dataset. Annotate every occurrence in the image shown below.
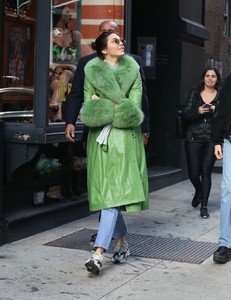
[205,0,231,79]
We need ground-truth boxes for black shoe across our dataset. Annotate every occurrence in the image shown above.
[200,207,209,218]
[49,105,59,113]
[91,233,97,242]
[213,246,231,263]
[90,232,114,242]
[192,192,201,208]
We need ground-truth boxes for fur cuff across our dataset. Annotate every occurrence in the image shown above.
[112,100,144,128]
[80,99,114,127]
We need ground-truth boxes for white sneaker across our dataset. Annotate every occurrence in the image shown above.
[112,241,130,263]
[85,251,104,274]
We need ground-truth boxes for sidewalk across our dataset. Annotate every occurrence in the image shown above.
[1,173,231,300]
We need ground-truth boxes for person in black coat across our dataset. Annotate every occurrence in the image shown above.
[182,66,221,218]
[211,72,231,263]
[65,20,150,145]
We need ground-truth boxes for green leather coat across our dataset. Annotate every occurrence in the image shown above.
[81,55,149,212]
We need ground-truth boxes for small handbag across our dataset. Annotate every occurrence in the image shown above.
[176,109,187,139]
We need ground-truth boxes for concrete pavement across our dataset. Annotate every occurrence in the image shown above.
[1,173,231,300]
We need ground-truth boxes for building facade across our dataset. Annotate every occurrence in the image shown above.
[205,0,231,78]
[0,0,230,244]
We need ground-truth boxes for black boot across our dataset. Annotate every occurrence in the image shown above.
[192,191,202,208]
[200,206,209,218]
[213,246,231,263]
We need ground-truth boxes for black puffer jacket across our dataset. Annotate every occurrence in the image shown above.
[211,73,231,144]
[182,89,219,142]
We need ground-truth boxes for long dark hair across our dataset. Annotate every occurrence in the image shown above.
[94,31,115,60]
[195,66,221,93]
[53,5,67,28]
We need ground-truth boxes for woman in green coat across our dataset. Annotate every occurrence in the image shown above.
[81,31,149,274]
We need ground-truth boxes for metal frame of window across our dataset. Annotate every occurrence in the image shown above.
[124,0,132,52]
[34,0,50,128]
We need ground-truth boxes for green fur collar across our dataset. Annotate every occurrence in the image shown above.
[84,55,139,104]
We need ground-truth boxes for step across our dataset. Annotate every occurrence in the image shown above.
[0,166,184,244]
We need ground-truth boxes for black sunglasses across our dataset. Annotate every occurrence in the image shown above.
[110,38,126,45]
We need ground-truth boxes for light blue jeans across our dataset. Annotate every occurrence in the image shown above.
[94,208,127,251]
[219,139,231,247]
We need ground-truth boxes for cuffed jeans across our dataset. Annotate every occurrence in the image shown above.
[219,139,231,247]
[94,208,127,251]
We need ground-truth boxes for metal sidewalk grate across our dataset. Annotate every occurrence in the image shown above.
[44,228,218,264]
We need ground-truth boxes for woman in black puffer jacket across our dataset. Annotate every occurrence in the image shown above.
[182,66,221,218]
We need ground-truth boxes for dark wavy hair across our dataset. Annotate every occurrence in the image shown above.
[94,31,115,60]
[53,5,67,28]
[195,66,221,93]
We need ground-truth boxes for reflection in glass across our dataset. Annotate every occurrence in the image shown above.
[5,0,31,15]
[1,0,35,122]
[49,0,94,122]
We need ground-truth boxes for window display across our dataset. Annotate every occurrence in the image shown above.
[0,0,125,122]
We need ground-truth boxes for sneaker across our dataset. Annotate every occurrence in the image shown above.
[200,207,209,218]
[112,241,130,264]
[192,192,201,208]
[213,246,231,264]
[85,251,104,274]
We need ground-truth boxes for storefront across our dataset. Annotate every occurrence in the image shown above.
[0,0,130,243]
[0,0,209,244]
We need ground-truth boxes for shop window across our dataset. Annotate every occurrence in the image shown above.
[0,0,35,121]
[49,0,125,123]
[0,0,125,123]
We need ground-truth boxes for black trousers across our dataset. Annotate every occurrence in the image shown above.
[185,140,216,207]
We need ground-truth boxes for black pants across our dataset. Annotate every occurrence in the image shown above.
[185,140,216,207]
